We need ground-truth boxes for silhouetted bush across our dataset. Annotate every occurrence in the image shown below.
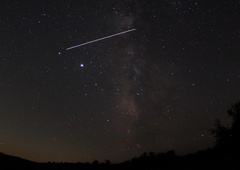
[211,102,240,152]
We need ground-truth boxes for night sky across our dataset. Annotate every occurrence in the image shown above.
[0,0,240,163]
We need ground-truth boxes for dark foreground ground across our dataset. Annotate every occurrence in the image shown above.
[0,148,239,170]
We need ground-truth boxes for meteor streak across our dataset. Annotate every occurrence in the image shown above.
[66,28,136,50]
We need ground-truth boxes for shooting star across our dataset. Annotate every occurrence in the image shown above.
[66,28,136,50]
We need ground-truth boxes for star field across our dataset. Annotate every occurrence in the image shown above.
[0,0,240,163]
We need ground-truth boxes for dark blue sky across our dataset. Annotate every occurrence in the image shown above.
[0,0,240,163]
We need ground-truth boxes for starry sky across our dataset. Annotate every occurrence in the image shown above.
[0,0,240,163]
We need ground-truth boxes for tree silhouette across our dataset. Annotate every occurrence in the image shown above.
[92,160,99,165]
[211,102,240,152]
[211,118,232,147]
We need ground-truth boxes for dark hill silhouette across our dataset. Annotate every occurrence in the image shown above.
[1,102,240,169]
[0,149,239,170]
[0,152,37,169]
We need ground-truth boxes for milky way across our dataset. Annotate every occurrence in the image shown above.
[0,0,240,163]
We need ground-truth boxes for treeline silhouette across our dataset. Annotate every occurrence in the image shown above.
[1,102,240,169]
